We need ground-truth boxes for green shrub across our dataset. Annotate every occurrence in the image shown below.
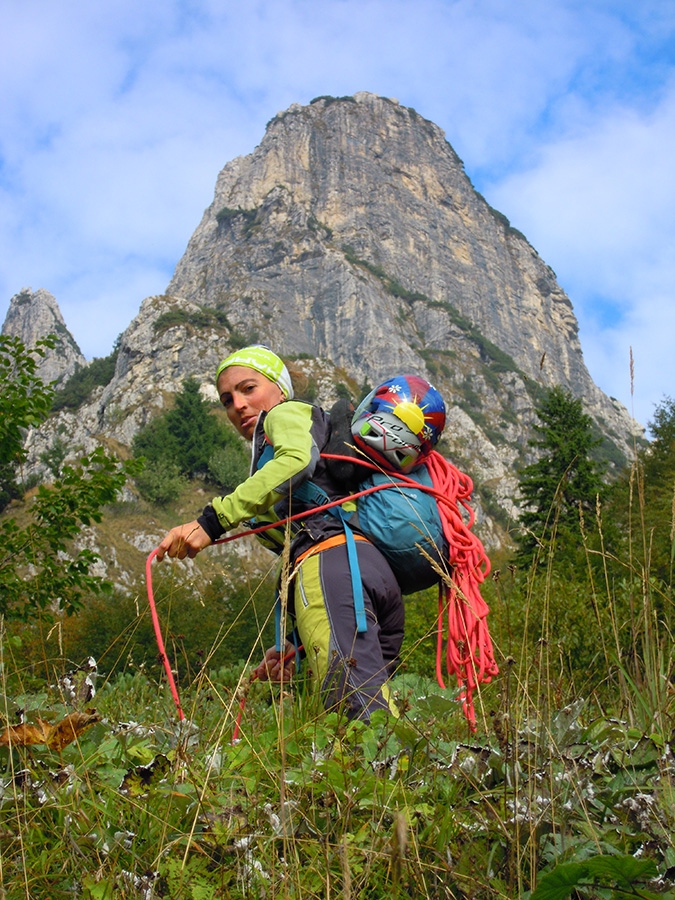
[342,245,429,304]
[228,328,259,349]
[1,334,56,509]
[0,335,138,618]
[39,432,68,477]
[51,345,119,411]
[208,445,249,492]
[134,459,187,505]
[153,306,231,336]
[215,205,257,230]
[335,382,352,400]
[60,572,276,679]
[1,448,139,620]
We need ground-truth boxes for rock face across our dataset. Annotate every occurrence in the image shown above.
[3,93,641,547]
[171,93,583,391]
[167,95,635,445]
[2,287,86,387]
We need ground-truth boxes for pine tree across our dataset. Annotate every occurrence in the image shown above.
[517,386,605,565]
[639,396,675,587]
[132,378,249,496]
[607,395,675,588]
[164,378,227,477]
[645,395,675,481]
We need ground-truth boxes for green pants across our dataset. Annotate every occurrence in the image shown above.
[293,539,404,720]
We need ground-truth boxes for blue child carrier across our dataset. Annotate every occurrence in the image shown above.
[354,466,448,595]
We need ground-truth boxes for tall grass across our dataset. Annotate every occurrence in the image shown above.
[1,471,675,899]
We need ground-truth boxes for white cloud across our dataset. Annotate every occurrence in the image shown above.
[1,0,673,425]
[487,77,675,425]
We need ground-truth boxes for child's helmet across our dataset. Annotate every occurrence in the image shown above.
[351,375,446,472]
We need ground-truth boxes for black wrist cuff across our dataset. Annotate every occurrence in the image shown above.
[198,505,226,541]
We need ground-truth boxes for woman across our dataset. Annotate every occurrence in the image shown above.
[156,345,403,720]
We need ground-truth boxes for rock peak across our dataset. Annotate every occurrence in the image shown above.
[2,287,86,386]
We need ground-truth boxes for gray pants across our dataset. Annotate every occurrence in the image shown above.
[293,539,404,720]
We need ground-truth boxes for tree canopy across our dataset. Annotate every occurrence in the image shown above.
[132,378,249,502]
[0,334,138,619]
[0,334,56,510]
[606,395,675,589]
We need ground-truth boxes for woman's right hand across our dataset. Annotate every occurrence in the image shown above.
[155,521,212,561]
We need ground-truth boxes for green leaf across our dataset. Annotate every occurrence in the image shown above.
[120,753,170,796]
[531,862,588,900]
[532,855,660,900]
[81,876,114,899]
[584,854,658,885]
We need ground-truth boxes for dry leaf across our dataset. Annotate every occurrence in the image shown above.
[47,710,101,750]
[0,710,101,750]
[0,719,53,747]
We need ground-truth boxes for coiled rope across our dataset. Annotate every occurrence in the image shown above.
[425,450,498,729]
[324,450,499,729]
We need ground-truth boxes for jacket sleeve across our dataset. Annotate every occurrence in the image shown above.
[205,401,319,534]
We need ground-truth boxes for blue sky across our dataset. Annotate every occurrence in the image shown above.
[1,0,674,428]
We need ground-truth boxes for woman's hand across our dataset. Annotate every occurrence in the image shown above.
[252,641,297,683]
[155,521,212,561]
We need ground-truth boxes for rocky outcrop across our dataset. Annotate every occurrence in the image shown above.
[2,287,86,387]
[167,92,637,460]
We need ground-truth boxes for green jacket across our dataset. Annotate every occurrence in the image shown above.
[198,400,346,554]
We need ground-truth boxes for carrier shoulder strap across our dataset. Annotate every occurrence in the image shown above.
[293,478,367,634]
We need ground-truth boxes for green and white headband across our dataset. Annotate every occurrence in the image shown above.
[215,345,294,399]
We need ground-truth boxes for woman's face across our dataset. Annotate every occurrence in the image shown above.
[217,365,285,440]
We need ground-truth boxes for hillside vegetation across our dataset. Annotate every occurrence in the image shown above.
[2,336,674,897]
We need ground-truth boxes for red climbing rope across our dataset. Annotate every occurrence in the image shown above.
[425,451,498,730]
[145,547,185,721]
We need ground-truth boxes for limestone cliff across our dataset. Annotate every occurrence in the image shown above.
[171,93,584,392]
[2,287,86,386]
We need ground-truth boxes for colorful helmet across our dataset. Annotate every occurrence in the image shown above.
[351,375,446,472]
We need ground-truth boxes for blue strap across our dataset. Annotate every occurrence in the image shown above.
[260,444,366,637]
[335,505,367,633]
[274,587,282,652]
[288,479,368,634]
[275,594,304,673]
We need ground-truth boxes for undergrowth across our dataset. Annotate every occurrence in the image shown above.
[2,458,675,898]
